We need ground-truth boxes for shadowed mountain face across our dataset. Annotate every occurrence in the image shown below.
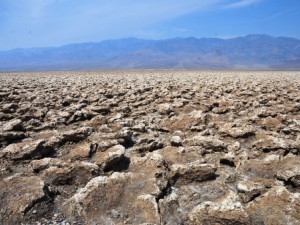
[0,34,300,71]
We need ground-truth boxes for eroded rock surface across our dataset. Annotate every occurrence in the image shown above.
[0,70,300,224]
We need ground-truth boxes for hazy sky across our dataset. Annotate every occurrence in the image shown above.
[0,0,300,50]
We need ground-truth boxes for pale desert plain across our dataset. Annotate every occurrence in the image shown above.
[0,70,300,225]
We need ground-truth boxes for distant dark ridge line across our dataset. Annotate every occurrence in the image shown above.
[1,34,300,71]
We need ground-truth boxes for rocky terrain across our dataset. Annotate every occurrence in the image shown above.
[0,70,299,225]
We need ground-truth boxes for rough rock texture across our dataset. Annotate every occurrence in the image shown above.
[0,70,300,224]
[188,191,251,225]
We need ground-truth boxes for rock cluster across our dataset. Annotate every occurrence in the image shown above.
[0,70,300,224]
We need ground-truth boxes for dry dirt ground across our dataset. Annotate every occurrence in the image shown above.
[0,70,300,225]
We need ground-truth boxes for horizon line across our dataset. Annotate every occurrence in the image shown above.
[1,33,300,52]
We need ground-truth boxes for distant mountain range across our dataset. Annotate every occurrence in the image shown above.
[0,34,300,71]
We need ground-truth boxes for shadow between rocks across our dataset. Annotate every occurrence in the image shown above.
[104,156,131,172]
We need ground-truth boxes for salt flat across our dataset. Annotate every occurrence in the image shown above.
[0,70,300,224]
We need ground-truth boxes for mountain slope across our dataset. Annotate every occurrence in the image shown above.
[0,35,300,71]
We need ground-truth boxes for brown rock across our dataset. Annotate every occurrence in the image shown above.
[60,127,93,143]
[41,161,99,187]
[0,131,26,143]
[170,161,217,185]
[89,115,107,129]
[276,155,300,187]
[2,103,18,113]
[252,134,296,152]
[261,116,281,130]
[64,172,131,223]
[1,139,54,160]
[93,144,125,171]
[157,103,172,115]
[246,186,300,225]
[137,194,160,224]
[237,178,274,203]
[219,123,255,138]
[188,191,250,225]
[186,135,228,152]
[67,142,96,160]
[3,119,25,131]
[0,175,52,224]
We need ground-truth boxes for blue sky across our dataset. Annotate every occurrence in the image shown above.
[0,0,300,50]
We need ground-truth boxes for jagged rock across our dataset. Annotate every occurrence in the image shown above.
[158,192,182,225]
[89,105,111,115]
[246,186,300,224]
[185,135,228,152]
[28,118,42,127]
[237,178,274,203]
[220,152,236,167]
[256,108,277,118]
[132,123,146,132]
[1,139,55,160]
[157,146,205,167]
[170,136,182,146]
[89,132,120,149]
[212,106,229,114]
[0,131,26,143]
[293,103,300,112]
[170,161,216,185]
[89,114,107,129]
[276,170,300,186]
[137,194,161,224]
[30,158,69,172]
[219,123,255,138]
[263,154,281,164]
[64,172,132,224]
[157,103,172,115]
[160,179,229,225]
[40,161,100,187]
[2,103,18,113]
[275,155,300,187]
[190,125,206,132]
[0,175,53,224]
[252,134,297,152]
[128,152,169,197]
[261,116,282,130]
[116,129,133,138]
[57,111,71,119]
[67,110,85,123]
[188,191,250,225]
[60,127,93,143]
[67,142,96,160]
[161,111,204,132]
[241,156,281,179]
[129,140,165,154]
[3,119,25,131]
[93,144,125,171]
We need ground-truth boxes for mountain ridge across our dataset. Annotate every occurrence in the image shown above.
[1,34,300,71]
